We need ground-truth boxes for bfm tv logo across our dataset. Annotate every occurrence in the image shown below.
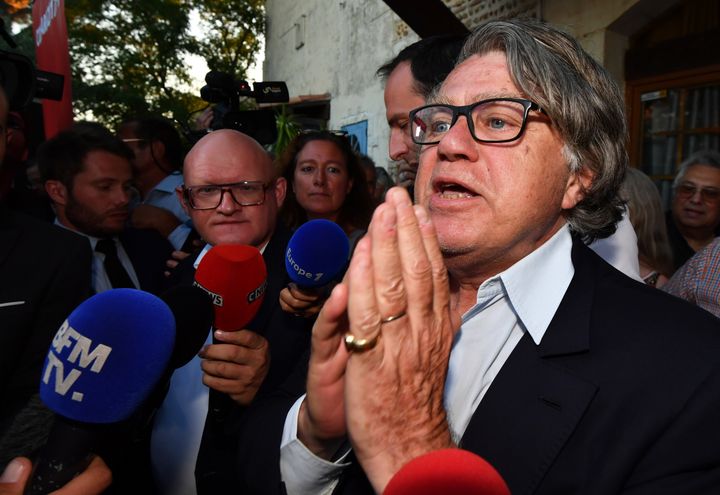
[41,319,113,402]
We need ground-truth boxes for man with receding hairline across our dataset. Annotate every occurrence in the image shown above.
[241,18,720,495]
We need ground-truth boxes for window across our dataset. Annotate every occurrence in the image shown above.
[627,68,720,207]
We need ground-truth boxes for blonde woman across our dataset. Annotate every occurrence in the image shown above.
[619,168,674,287]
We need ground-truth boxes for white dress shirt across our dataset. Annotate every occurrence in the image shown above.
[589,208,642,282]
[53,220,140,293]
[279,225,576,494]
[150,244,212,495]
[133,172,193,250]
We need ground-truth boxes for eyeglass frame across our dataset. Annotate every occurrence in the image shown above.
[299,129,348,137]
[408,97,545,145]
[181,181,270,210]
[674,181,720,203]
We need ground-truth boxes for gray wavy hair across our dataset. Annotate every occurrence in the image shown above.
[673,150,720,189]
[457,18,627,242]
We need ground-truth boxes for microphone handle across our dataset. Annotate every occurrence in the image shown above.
[208,332,234,420]
[25,416,106,495]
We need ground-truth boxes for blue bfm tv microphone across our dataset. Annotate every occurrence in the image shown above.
[27,289,175,494]
[285,219,351,288]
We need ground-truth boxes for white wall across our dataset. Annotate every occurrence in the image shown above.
[263,0,419,171]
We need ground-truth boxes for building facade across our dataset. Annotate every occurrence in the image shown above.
[263,0,720,199]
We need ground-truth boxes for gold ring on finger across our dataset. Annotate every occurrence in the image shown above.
[344,332,380,353]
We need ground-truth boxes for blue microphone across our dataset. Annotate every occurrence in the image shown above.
[285,219,351,288]
[27,289,175,494]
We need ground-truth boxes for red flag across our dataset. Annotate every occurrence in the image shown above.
[32,0,72,139]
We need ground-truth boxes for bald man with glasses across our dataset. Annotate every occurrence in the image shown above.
[146,130,313,495]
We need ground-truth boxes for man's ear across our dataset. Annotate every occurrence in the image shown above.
[562,166,594,210]
[176,186,190,215]
[151,140,166,160]
[274,177,287,208]
[44,180,69,206]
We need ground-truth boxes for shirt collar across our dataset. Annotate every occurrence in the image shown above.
[468,224,574,346]
[53,218,115,250]
[154,172,183,194]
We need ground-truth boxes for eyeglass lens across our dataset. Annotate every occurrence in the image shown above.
[677,183,720,202]
[188,182,265,209]
[412,99,532,144]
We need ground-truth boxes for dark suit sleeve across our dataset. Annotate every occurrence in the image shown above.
[236,353,309,495]
[0,225,92,466]
[10,234,92,400]
[621,362,720,495]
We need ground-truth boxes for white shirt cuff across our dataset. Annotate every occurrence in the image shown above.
[280,394,351,495]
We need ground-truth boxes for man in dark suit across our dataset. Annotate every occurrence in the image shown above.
[241,18,720,495]
[149,129,312,494]
[0,91,92,469]
[37,129,172,295]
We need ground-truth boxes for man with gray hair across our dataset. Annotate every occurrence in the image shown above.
[240,18,720,495]
[666,150,720,271]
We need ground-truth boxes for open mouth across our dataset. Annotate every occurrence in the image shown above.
[434,180,478,199]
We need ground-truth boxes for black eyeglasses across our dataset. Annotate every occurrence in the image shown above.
[409,97,544,145]
[182,181,269,210]
[300,129,348,137]
[675,182,720,203]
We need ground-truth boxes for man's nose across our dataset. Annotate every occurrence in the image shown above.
[437,115,479,163]
[217,189,240,213]
[116,187,131,206]
[389,128,409,162]
[689,188,704,203]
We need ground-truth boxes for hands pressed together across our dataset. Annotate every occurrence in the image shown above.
[298,187,460,493]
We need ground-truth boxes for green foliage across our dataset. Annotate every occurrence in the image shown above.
[60,0,264,128]
[272,104,300,156]
[195,0,264,77]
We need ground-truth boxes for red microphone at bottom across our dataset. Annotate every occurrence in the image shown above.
[383,449,510,495]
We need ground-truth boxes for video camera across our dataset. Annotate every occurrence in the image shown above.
[199,70,289,145]
[0,50,64,110]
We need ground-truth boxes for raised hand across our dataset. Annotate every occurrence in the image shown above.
[343,187,459,493]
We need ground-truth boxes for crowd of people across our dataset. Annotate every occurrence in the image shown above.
[1,16,720,495]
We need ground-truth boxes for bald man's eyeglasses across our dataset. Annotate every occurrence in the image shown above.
[182,181,269,210]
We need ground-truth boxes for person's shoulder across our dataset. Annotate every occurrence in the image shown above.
[577,241,720,345]
[121,227,173,253]
[6,210,89,250]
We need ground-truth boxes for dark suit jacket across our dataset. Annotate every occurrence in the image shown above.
[239,238,720,495]
[118,228,173,295]
[0,207,92,467]
[162,223,313,494]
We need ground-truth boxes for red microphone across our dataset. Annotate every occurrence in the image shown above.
[193,244,267,330]
[383,449,510,495]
